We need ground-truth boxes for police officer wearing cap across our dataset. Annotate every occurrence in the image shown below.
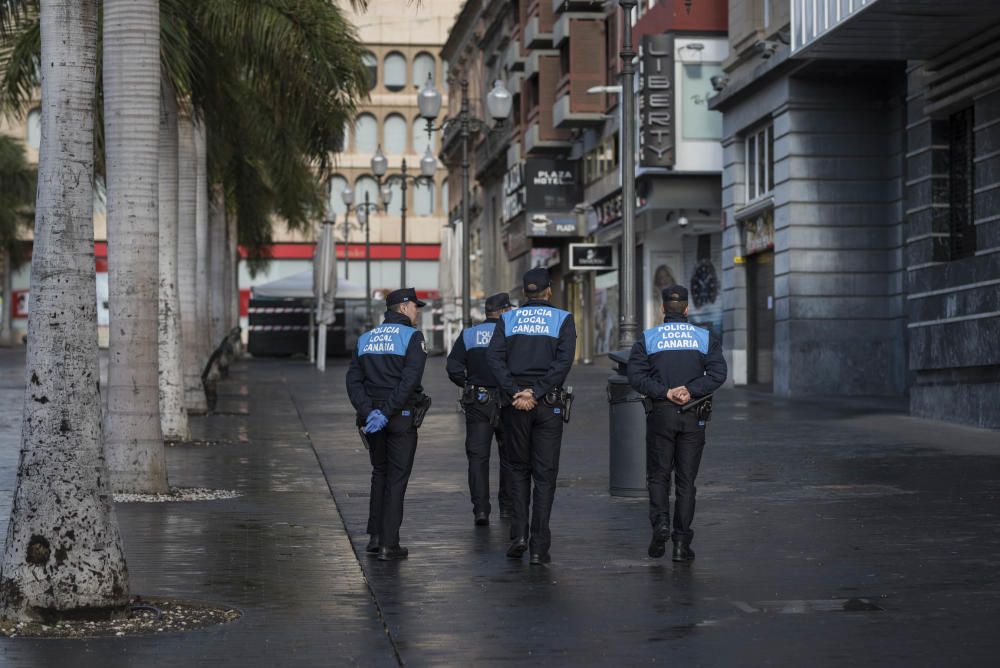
[447,292,515,526]
[487,268,576,565]
[627,285,727,562]
[346,288,429,561]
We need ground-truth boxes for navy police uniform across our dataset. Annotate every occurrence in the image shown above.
[627,285,727,560]
[446,292,513,523]
[487,268,576,562]
[346,288,428,558]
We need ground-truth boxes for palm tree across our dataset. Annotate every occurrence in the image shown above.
[176,109,207,413]
[0,135,35,346]
[0,0,130,622]
[158,78,189,441]
[102,0,169,493]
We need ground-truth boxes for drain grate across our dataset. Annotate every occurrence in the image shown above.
[732,598,883,614]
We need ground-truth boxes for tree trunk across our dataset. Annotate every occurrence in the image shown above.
[228,213,241,353]
[177,111,207,414]
[208,184,226,350]
[0,0,130,621]
[157,79,189,442]
[0,248,12,345]
[194,121,210,368]
[102,0,169,494]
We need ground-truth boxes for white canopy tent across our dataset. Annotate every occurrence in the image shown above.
[251,270,367,300]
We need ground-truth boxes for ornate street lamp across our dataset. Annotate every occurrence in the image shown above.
[340,184,377,328]
[370,144,435,288]
[417,76,512,327]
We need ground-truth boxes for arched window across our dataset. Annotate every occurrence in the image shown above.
[383,113,407,154]
[385,181,403,216]
[413,116,434,153]
[26,108,41,149]
[362,51,377,91]
[328,174,348,217]
[441,178,449,216]
[413,52,435,87]
[354,113,377,154]
[341,121,351,152]
[355,175,379,209]
[384,52,407,92]
[413,181,435,216]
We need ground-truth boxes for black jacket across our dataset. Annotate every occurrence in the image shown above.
[346,310,427,418]
[486,300,577,399]
[446,318,501,388]
[627,313,727,399]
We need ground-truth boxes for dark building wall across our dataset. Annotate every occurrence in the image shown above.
[905,64,1000,429]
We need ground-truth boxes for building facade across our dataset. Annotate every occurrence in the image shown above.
[440,0,729,359]
[710,0,1000,428]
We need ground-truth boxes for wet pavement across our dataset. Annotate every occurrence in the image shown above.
[1,345,999,666]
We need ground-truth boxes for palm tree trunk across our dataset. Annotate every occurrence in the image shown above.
[157,79,189,442]
[102,0,169,494]
[0,248,12,345]
[194,120,210,369]
[0,0,130,621]
[228,213,241,351]
[209,184,226,350]
[177,110,207,414]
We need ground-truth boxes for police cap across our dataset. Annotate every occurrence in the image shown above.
[523,267,552,293]
[485,292,512,312]
[662,284,688,303]
[386,287,426,308]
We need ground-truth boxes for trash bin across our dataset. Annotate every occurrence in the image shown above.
[607,349,646,497]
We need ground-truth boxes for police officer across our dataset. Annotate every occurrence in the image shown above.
[447,292,514,526]
[627,285,727,562]
[346,288,429,561]
[487,268,576,565]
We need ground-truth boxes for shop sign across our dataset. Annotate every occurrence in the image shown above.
[595,193,623,227]
[639,34,675,169]
[530,247,561,270]
[743,211,774,255]
[524,159,581,212]
[568,244,615,271]
[526,213,578,238]
[503,164,525,222]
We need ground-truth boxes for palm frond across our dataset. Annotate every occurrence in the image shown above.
[0,0,36,38]
[0,13,38,116]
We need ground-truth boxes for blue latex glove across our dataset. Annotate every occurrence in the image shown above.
[363,409,388,434]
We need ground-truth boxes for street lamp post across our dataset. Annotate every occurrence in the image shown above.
[618,0,639,349]
[417,76,513,328]
[371,145,438,289]
[341,185,378,328]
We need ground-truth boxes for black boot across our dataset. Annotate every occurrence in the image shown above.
[475,511,489,526]
[377,545,409,561]
[529,552,551,565]
[365,535,381,554]
[672,542,695,562]
[648,523,670,559]
[506,537,528,559]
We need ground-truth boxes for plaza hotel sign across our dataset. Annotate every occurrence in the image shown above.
[639,34,676,169]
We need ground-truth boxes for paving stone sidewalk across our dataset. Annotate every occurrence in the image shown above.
[1,347,999,666]
[296,354,1000,667]
[0,348,396,668]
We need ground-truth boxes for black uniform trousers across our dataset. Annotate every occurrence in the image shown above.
[465,402,510,515]
[366,409,418,548]
[502,401,564,554]
[646,401,707,545]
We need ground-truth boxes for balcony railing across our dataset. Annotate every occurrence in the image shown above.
[790,0,874,53]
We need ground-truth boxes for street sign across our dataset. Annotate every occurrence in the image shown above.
[568,244,616,271]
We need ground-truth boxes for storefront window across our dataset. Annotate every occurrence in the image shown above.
[681,63,723,140]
